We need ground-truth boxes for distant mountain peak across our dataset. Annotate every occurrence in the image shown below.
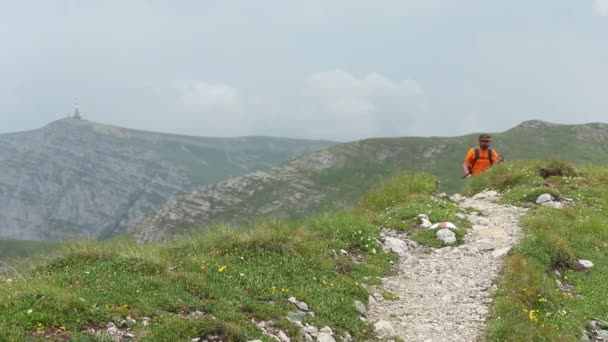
[516,120,557,129]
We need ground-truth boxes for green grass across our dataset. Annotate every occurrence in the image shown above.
[360,173,471,247]
[471,161,608,341]
[0,240,61,260]
[1,172,457,341]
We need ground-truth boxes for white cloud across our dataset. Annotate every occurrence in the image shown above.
[595,0,608,16]
[166,71,426,141]
[296,70,426,140]
[178,81,242,114]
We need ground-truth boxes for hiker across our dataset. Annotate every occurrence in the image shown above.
[463,134,503,178]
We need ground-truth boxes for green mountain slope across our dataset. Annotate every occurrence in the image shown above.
[4,163,606,341]
[0,119,333,241]
[129,120,608,241]
[0,173,454,341]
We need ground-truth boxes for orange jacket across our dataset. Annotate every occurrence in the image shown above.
[465,148,500,175]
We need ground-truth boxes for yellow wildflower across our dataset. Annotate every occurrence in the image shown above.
[528,309,539,323]
[218,266,227,273]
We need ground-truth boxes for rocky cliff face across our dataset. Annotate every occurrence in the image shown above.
[0,119,332,240]
[129,149,345,241]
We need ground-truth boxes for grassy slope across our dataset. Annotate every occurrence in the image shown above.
[0,174,469,341]
[464,161,608,341]
[0,240,60,260]
[160,122,608,237]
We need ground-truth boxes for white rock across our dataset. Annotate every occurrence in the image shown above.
[418,214,432,228]
[278,330,291,342]
[354,300,367,316]
[382,237,409,256]
[491,247,511,258]
[288,297,309,312]
[106,325,119,336]
[339,249,348,257]
[455,213,467,220]
[429,222,458,230]
[450,194,466,202]
[536,193,554,204]
[436,229,457,244]
[343,332,353,342]
[320,326,333,335]
[247,340,263,342]
[303,325,319,337]
[541,201,563,209]
[374,320,396,339]
[316,333,336,342]
[368,295,377,305]
[418,213,430,220]
[579,259,594,269]
[191,339,201,342]
[304,334,314,342]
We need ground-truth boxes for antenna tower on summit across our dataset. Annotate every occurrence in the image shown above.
[73,100,82,119]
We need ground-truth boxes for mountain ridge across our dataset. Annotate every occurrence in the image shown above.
[129,120,608,241]
[0,118,333,240]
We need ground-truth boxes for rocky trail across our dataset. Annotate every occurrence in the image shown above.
[368,191,527,341]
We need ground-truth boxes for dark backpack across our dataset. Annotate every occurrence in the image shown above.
[472,147,494,169]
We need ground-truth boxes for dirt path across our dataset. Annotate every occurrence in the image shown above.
[367,191,527,341]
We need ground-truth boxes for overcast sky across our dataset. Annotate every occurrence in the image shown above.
[1,1,607,141]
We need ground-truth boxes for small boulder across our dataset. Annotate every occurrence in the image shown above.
[450,194,466,203]
[316,333,336,342]
[579,259,594,269]
[302,325,319,337]
[436,229,457,244]
[382,237,409,256]
[106,322,119,336]
[288,297,309,312]
[536,193,554,204]
[429,222,457,230]
[541,201,564,209]
[418,214,433,228]
[287,312,305,324]
[455,213,467,220]
[278,330,291,342]
[353,300,367,317]
[320,326,333,335]
[368,295,377,305]
[491,247,511,258]
[597,330,608,341]
[374,320,396,339]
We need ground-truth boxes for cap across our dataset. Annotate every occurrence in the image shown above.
[479,134,492,141]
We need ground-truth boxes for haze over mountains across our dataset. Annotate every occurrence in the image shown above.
[0,118,332,241]
[2,118,608,243]
[129,120,608,241]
